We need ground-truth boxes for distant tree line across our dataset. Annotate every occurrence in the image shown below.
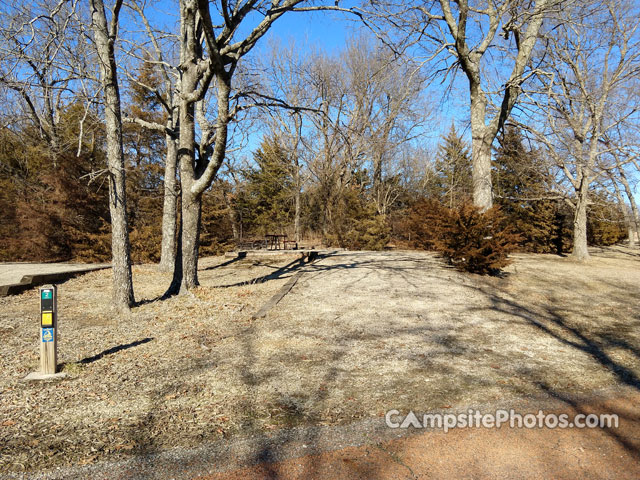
[0,0,638,307]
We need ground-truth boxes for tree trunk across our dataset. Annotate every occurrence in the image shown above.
[180,190,201,291]
[177,0,201,293]
[164,201,183,297]
[178,77,231,292]
[471,134,493,212]
[223,191,240,241]
[90,0,134,311]
[177,76,199,290]
[611,177,636,249]
[373,155,383,214]
[294,163,301,243]
[618,167,639,248]
[159,134,178,271]
[470,92,493,212]
[572,189,590,261]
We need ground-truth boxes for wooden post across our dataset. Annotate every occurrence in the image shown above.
[39,285,57,374]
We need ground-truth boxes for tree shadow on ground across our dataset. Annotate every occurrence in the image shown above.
[468,282,640,391]
[536,381,640,457]
[232,251,640,478]
[590,245,640,258]
[214,254,320,288]
[202,252,247,271]
[118,250,639,479]
[66,337,155,365]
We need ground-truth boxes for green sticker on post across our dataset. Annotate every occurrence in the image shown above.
[41,290,52,300]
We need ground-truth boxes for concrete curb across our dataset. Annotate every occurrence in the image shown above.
[0,266,111,297]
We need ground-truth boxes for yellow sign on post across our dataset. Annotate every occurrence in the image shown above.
[41,312,53,326]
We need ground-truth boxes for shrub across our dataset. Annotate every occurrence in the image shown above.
[434,202,521,274]
[344,214,391,251]
[402,198,449,250]
[321,189,391,250]
[587,199,628,246]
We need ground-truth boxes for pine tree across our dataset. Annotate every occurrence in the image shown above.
[238,137,296,236]
[434,123,472,209]
[494,127,566,253]
[124,61,168,262]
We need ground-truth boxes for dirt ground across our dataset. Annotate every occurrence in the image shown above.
[0,247,639,477]
[201,392,640,480]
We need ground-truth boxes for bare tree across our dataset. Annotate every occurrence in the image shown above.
[259,41,316,243]
[606,147,640,247]
[608,171,636,248]
[122,2,181,272]
[0,0,85,161]
[173,0,354,292]
[524,0,640,260]
[281,37,429,241]
[90,0,135,309]
[365,0,559,211]
[343,36,428,215]
[0,0,135,309]
[302,49,364,238]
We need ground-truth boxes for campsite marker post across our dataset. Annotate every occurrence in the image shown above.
[39,285,57,374]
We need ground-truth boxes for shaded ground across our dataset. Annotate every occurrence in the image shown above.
[0,247,639,478]
[0,254,302,474]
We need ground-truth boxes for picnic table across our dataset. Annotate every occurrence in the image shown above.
[264,234,299,250]
[237,235,298,251]
[265,234,287,250]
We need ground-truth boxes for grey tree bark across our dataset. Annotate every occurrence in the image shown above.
[617,165,639,248]
[609,174,636,248]
[173,0,353,292]
[159,135,179,270]
[90,0,134,310]
[437,0,553,211]
[294,160,301,243]
[125,2,180,272]
[572,181,590,261]
[222,187,241,241]
[176,0,202,291]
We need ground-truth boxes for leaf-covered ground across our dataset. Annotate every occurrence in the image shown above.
[0,247,638,475]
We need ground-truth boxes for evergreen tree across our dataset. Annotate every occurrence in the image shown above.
[493,126,566,253]
[0,103,111,261]
[433,123,472,208]
[123,61,167,262]
[238,137,295,236]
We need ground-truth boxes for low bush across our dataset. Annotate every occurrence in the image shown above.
[402,198,449,250]
[434,202,521,274]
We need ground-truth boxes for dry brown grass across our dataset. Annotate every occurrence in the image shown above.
[0,247,638,474]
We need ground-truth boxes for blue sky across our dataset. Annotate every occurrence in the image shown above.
[251,8,640,204]
[264,9,356,52]
[138,2,638,204]
[247,7,462,147]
